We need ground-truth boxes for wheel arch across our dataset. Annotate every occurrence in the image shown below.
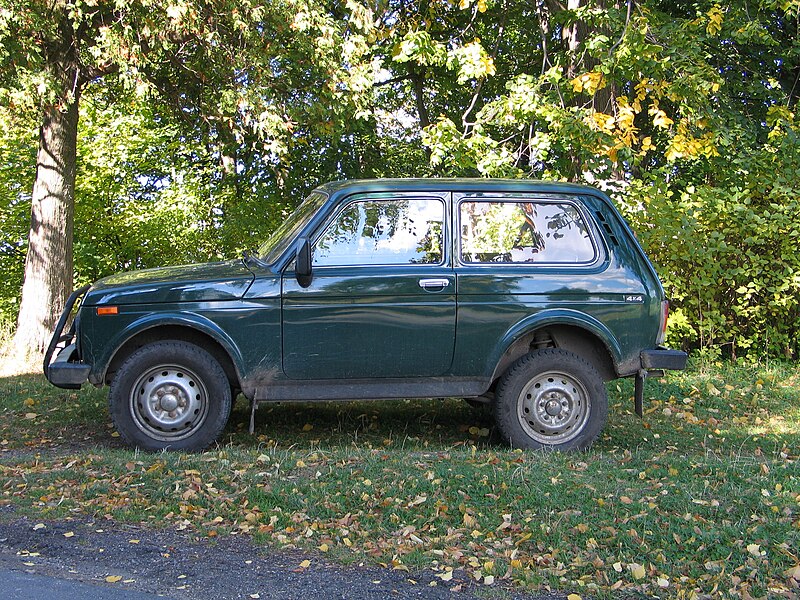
[97,315,244,392]
[489,310,621,384]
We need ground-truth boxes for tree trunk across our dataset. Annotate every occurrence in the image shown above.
[13,95,79,356]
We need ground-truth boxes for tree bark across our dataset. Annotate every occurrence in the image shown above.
[13,94,79,355]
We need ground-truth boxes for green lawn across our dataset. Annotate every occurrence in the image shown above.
[1,361,798,598]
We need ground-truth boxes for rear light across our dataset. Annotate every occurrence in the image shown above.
[656,300,669,345]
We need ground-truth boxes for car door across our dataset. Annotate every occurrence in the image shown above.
[282,192,455,380]
[452,193,615,375]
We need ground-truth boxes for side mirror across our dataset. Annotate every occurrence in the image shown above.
[295,238,313,287]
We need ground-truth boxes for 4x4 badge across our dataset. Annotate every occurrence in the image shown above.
[625,295,644,303]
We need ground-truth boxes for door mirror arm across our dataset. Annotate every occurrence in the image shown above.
[295,238,313,287]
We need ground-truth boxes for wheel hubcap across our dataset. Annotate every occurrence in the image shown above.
[517,371,590,444]
[129,365,209,442]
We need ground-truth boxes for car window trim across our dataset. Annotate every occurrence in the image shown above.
[455,195,605,268]
[309,194,450,269]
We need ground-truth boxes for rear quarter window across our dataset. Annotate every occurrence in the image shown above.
[459,200,598,265]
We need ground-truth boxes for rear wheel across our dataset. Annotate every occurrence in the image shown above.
[494,348,607,451]
[109,341,231,451]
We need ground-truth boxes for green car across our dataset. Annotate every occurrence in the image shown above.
[45,179,686,452]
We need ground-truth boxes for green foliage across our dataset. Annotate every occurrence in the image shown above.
[0,114,35,322]
[622,129,800,359]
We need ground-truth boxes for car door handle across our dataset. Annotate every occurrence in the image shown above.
[418,278,450,290]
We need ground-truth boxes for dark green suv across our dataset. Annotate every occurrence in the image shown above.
[45,179,686,452]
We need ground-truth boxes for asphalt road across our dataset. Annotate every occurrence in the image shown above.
[2,568,172,600]
[0,512,563,600]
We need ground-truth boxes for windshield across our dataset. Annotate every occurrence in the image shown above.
[257,191,328,263]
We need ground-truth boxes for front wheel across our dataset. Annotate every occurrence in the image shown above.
[494,348,607,451]
[109,341,232,451]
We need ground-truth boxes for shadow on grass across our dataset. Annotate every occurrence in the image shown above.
[2,363,798,458]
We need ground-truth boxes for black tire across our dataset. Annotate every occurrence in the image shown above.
[109,341,232,452]
[494,348,607,451]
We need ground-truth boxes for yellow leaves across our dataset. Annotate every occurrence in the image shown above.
[409,494,428,507]
[568,594,583,600]
[706,5,724,37]
[105,575,123,583]
[298,559,311,569]
[23,397,34,407]
[649,101,674,129]
[747,543,764,557]
[63,531,75,538]
[480,55,496,77]
[459,0,488,11]
[665,130,718,161]
[587,112,615,135]
[391,559,409,571]
[436,569,454,581]
[766,105,796,139]
[468,426,490,437]
[571,71,606,95]
[302,423,314,432]
[629,562,646,580]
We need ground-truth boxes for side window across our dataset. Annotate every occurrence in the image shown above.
[313,198,444,266]
[460,200,596,264]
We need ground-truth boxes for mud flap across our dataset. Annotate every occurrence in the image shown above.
[634,369,647,418]
[249,398,258,434]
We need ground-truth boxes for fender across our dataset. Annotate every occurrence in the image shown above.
[89,312,246,385]
[488,308,623,379]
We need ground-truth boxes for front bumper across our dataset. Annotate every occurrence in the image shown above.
[47,343,91,389]
[44,284,91,390]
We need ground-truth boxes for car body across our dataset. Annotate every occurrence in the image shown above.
[45,179,687,451]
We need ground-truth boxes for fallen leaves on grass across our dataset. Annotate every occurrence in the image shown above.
[1,368,798,599]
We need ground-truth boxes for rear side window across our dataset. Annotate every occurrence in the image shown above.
[459,200,597,265]
[313,198,444,266]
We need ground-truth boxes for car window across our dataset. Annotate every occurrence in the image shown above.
[313,198,444,266]
[460,200,596,264]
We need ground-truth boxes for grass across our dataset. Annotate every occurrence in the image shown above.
[0,360,798,599]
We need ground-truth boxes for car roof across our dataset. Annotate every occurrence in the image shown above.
[314,178,610,198]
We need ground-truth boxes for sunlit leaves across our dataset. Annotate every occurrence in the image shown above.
[393,30,447,66]
[446,41,496,84]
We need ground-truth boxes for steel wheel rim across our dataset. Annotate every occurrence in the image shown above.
[517,370,590,444]
[129,364,209,442]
